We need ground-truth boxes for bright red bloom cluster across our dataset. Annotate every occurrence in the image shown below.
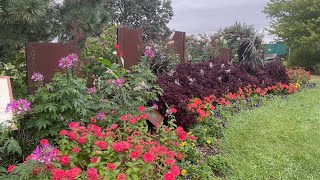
[287,67,311,84]
[51,167,82,180]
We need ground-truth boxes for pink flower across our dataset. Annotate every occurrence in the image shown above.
[116,173,127,180]
[110,124,118,130]
[59,130,68,136]
[87,87,97,94]
[69,122,80,129]
[129,118,137,125]
[31,72,44,82]
[138,106,145,112]
[58,53,78,69]
[91,157,98,163]
[169,108,177,113]
[129,151,140,159]
[170,166,180,177]
[72,147,80,153]
[144,46,155,58]
[112,141,132,153]
[86,168,98,180]
[6,99,31,114]
[163,172,175,180]
[107,163,116,171]
[68,131,77,140]
[77,137,86,145]
[143,152,155,163]
[164,159,175,166]
[59,155,70,166]
[51,169,66,180]
[40,139,49,146]
[167,151,175,158]
[7,165,16,173]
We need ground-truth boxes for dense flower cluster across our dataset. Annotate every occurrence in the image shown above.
[58,54,79,69]
[144,46,155,58]
[287,67,311,84]
[10,107,195,180]
[30,140,58,165]
[5,99,31,114]
[31,72,44,82]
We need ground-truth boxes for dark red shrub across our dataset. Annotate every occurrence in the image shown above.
[157,60,289,128]
[256,62,290,87]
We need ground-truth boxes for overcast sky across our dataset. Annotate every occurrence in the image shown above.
[168,0,274,42]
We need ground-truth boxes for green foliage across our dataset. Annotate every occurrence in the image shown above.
[219,22,264,64]
[184,34,222,63]
[49,0,111,42]
[28,71,95,138]
[82,26,118,77]
[144,41,180,74]
[105,0,173,42]
[94,58,163,125]
[264,0,320,48]
[0,49,27,98]
[288,46,320,71]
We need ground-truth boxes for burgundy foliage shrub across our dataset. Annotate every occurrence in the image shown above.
[157,60,289,128]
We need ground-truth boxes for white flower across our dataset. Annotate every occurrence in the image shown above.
[113,51,117,55]
[225,69,231,74]
[167,41,174,45]
[237,37,241,41]
[200,69,204,75]
[209,62,213,68]
[218,77,222,81]
[221,64,225,68]
[175,79,181,86]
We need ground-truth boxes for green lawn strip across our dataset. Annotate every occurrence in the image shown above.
[222,80,320,179]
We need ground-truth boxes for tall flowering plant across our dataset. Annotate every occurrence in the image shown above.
[4,107,196,180]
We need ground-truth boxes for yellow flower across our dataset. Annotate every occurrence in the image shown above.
[192,142,195,147]
[181,169,187,176]
[206,140,211,144]
[204,128,207,132]
[188,132,193,135]
[296,83,300,88]
[180,141,187,147]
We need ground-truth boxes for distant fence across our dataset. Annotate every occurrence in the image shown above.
[25,27,232,94]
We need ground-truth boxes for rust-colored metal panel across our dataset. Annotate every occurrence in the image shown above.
[172,31,186,62]
[117,27,143,69]
[26,42,79,94]
[218,48,232,64]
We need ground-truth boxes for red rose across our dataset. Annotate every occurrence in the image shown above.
[60,155,70,166]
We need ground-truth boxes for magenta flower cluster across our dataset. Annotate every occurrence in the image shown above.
[31,72,44,82]
[112,78,125,87]
[6,99,31,114]
[31,143,58,165]
[58,53,79,69]
[86,87,97,94]
[144,46,155,58]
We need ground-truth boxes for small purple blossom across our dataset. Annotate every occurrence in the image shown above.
[6,99,31,114]
[144,46,155,58]
[113,78,125,87]
[31,143,58,165]
[86,87,97,94]
[96,111,106,120]
[58,53,78,69]
[151,104,159,110]
[31,72,44,82]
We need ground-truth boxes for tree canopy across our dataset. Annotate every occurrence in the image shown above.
[264,0,320,48]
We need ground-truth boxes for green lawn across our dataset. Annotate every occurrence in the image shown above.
[222,79,320,180]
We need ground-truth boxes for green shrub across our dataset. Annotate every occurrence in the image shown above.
[288,46,320,71]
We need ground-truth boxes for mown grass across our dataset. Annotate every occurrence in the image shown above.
[222,79,320,180]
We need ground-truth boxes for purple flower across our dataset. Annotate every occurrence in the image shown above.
[31,72,44,82]
[151,104,159,110]
[113,78,125,87]
[58,53,78,69]
[86,87,97,94]
[6,99,31,114]
[31,143,58,164]
[144,46,155,58]
[96,111,106,120]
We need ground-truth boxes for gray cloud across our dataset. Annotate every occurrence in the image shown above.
[168,0,274,42]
